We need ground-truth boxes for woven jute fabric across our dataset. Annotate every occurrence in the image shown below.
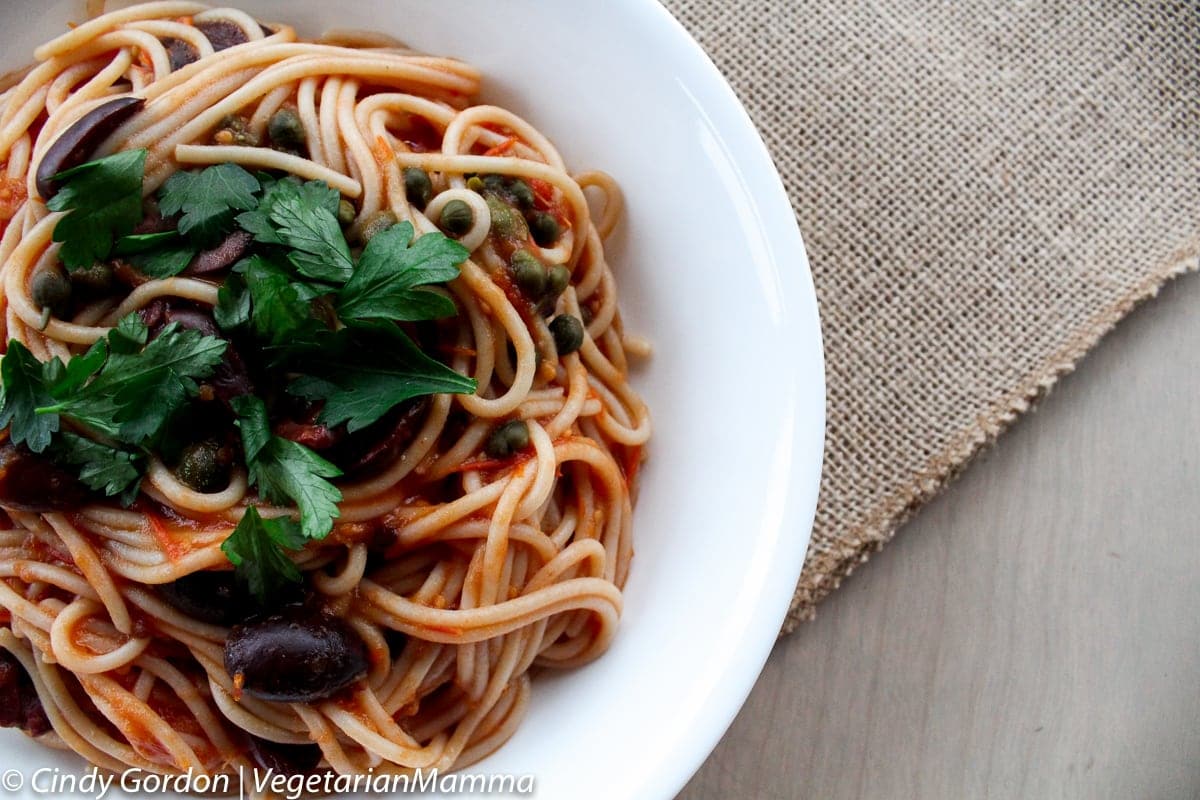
[662,0,1200,633]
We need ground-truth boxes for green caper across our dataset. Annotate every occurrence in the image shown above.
[337,199,356,227]
[482,174,507,192]
[509,179,535,209]
[466,176,485,193]
[510,250,546,298]
[545,264,571,297]
[549,314,584,355]
[70,262,114,295]
[267,108,306,151]
[175,440,230,493]
[484,420,530,459]
[439,199,474,236]
[31,268,71,315]
[403,167,433,209]
[360,209,398,243]
[529,212,560,247]
[214,114,260,147]
[486,196,528,240]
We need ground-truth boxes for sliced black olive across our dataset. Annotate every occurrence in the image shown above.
[161,37,199,71]
[245,735,322,776]
[143,302,255,405]
[159,570,303,626]
[158,571,249,626]
[36,96,144,200]
[329,397,429,476]
[0,649,50,736]
[185,229,253,276]
[195,20,250,51]
[0,442,91,513]
[224,606,369,703]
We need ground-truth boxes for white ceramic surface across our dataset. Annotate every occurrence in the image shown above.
[0,2,825,798]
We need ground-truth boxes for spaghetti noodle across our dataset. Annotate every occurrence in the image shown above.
[0,1,649,784]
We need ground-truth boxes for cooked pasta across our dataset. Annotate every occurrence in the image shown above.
[0,1,649,785]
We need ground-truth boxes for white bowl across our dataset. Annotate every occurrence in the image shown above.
[0,2,825,798]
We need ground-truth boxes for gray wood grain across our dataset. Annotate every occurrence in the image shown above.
[680,272,1200,800]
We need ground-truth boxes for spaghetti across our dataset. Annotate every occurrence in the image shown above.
[0,1,649,784]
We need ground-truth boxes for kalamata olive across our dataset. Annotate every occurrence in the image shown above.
[224,606,368,703]
[35,97,144,200]
[0,649,50,736]
[245,735,322,776]
[161,37,199,71]
[0,443,90,512]
[140,302,255,405]
[330,397,429,476]
[158,571,249,626]
[159,568,303,625]
[185,229,253,276]
[195,20,250,51]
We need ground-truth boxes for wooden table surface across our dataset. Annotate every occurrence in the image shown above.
[679,272,1200,800]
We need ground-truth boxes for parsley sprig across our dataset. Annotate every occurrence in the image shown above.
[0,314,227,502]
[5,153,480,603]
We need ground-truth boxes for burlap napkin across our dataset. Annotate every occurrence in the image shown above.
[662,0,1200,633]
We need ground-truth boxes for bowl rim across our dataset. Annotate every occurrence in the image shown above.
[630,0,826,796]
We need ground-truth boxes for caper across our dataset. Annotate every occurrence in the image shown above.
[214,114,259,147]
[549,314,584,355]
[484,420,530,459]
[360,210,398,243]
[509,179,535,208]
[70,262,114,295]
[267,108,306,151]
[466,176,485,193]
[175,440,230,493]
[31,268,71,315]
[403,167,432,209]
[510,251,546,298]
[439,199,474,237]
[486,196,528,240]
[337,199,356,227]
[545,264,571,297]
[529,212,560,247]
[482,174,507,192]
